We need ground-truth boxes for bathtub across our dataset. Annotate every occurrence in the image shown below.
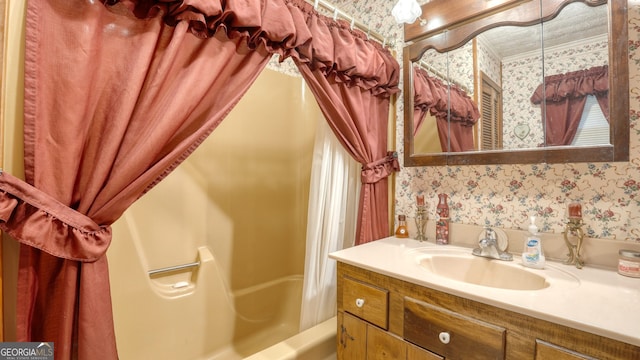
[244,317,336,360]
[108,230,333,360]
[108,232,337,359]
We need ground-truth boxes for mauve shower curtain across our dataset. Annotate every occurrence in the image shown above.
[292,2,400,244]
[0,0,399,358]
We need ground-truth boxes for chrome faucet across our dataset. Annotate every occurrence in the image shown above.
[472,227,513,261]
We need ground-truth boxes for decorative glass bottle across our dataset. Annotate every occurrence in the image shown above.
[395,215,409,238]
[435,194,449,245]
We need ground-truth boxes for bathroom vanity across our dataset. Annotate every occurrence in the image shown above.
[330,237,640,359]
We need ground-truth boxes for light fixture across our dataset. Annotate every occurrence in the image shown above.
[392,0,422,24]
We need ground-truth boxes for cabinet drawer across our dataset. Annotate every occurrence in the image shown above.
[535,340,597,360]
[407,342,444,360]
[342,277,389,329]
[404,296,506,360]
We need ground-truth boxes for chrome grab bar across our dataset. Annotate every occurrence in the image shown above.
[148,261,200,276]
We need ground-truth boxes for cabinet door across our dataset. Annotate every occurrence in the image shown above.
[535,340,598,360]
[338,312,366,360]
[366,324,406,360]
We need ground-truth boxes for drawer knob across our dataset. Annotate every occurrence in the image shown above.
[439,332,450,344]
[355,298,365,307]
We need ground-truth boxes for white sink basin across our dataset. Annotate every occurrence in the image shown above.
[419,253,548,290]
[409,247,580,291]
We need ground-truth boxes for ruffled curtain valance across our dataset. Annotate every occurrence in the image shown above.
[110,0,399,98]
[289,0,399,97]
[530,65,609,104]
[412,66,478,151]
[413,66,479,126]
[530,65,609,145]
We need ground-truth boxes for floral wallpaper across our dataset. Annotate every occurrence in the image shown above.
[501,50,545,149]
[476,37,501,85]
[268,0,640,243]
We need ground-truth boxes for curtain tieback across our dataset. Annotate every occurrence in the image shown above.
[0,171,111,262]
[361,151,400,184]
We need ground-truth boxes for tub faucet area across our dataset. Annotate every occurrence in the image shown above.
[472,227,513,261]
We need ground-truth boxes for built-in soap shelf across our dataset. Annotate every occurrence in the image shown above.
[147,246,214,296]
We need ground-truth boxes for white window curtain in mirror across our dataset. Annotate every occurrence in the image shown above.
[300,118,361,331]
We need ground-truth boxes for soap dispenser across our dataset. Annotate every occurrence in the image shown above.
[522,216,545,269]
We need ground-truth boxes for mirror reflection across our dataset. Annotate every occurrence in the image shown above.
[411,1,608,155]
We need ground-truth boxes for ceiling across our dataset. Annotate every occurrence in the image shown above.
[475,2,608,58]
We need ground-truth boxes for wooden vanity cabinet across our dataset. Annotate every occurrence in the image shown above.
[336,262,640,360]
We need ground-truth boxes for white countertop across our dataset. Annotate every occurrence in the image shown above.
[329,236,640,347]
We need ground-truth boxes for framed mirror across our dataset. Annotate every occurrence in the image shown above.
[403,0,629,166]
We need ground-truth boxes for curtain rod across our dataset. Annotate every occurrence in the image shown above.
[306,0,395,48]
[418,60,471,94]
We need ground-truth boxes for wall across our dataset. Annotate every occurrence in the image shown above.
[476,37,501,87]
[333,0,640,244]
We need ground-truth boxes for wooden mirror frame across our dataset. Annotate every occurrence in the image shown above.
[403,0,629,166]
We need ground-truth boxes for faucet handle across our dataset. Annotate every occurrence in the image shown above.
[474,226,513,261]
[484,227,496,241]
[483,226,508,250]
[478,227,495,248]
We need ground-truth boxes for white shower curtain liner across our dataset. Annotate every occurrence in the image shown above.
[299,117,361,331]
